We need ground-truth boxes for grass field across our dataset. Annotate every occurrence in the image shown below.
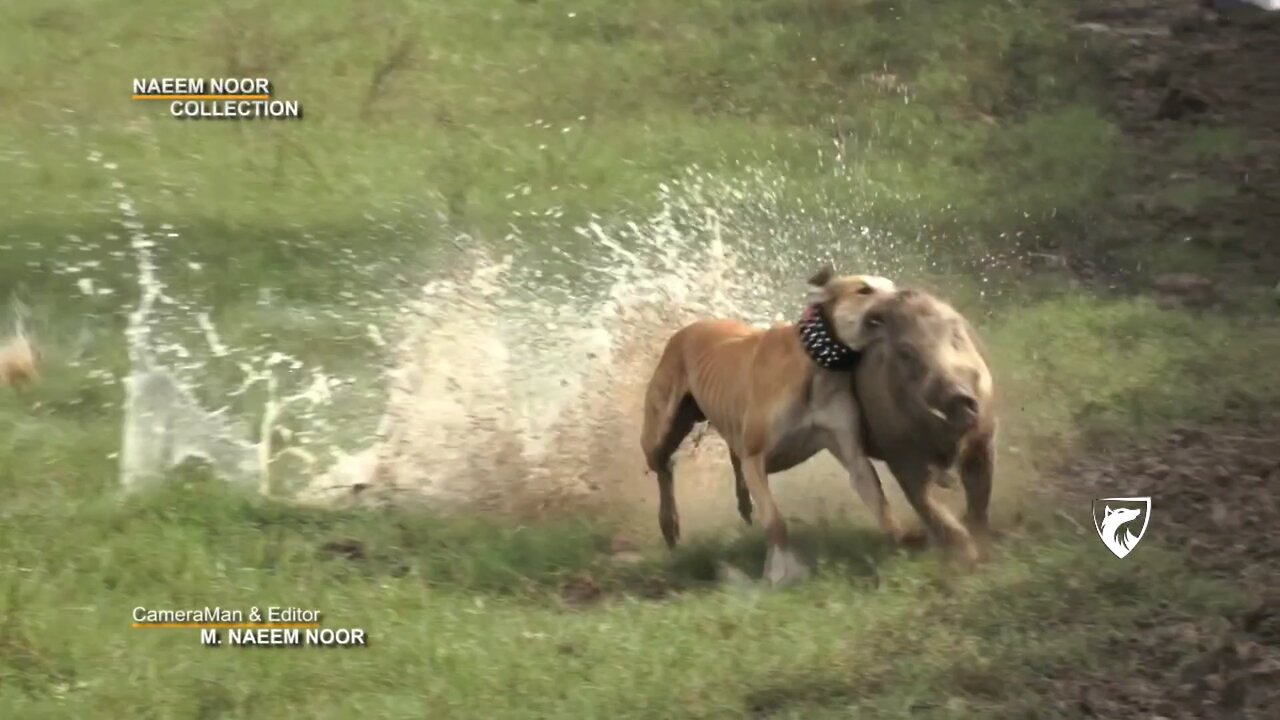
[1,476,1248,718]
[1,0,1278,717]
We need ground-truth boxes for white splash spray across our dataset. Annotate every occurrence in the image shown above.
[89,155,993,516]
[96,153,344,494]
[304,168,926,513]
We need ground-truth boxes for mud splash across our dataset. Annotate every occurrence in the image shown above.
[94,155,1012,530]
[301,169,936,520]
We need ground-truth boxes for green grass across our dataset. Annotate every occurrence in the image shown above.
[1,0,1115,290]
[982,294,1280,452]
[0,0,1125,422]
[1175,126,1248,163]
[4,288,1276,716]
[0,476,1249,718]
[1154,177,1237,216]
[2,0,1278,716]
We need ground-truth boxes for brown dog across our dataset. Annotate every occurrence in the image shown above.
[0,334,39,389]
[640,268,900,585]
[853,289,997,565]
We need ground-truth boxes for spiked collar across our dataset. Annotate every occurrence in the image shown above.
[797,303,859,371]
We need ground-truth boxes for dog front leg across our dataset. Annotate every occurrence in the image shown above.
[844,452,902,544]
[825,409,901,543]
[738,453,809,586]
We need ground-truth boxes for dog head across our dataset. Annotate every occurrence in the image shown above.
[804,266,897,351]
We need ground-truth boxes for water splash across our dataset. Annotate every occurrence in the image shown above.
[85,155,1011,517]
[304,168,937,514]
[95,153,344,493]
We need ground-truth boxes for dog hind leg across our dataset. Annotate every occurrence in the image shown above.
[729,451,752,525]
[645,395,703,549]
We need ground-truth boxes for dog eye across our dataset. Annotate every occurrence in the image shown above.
[857,286,875,295]
[865,314,883,328]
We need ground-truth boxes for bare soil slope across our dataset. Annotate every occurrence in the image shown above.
[1076,0,1280,282]
[1040,4,1280,716]
[1053,409,1279,718]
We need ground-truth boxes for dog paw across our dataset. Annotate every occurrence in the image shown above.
[764,546,812,587]
[948,539,982,571]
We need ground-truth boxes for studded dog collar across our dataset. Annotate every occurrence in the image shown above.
[797,303,859,371]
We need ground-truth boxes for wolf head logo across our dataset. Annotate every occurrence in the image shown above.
[1091,497,1151,559]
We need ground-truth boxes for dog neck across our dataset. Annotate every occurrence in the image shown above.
[797,303,859,371]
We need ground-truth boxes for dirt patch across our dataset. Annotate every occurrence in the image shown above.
[317,537,367,561]
[1048,599,1280,719]
[1061,412,1280,593]
[744,673,884,719]
[1070,0,1280,286]
[1050,407,1280,717]
[1038,6,1280,709]
[559,573,606,608]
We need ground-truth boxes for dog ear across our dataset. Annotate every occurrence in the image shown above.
[807,265,835,287]
[805,266,835,306]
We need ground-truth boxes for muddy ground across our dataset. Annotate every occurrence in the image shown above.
[1042,2,1280,717]
[1053,0,1278,294]
[1072,0,1280,283]
[1051,409,1280,719]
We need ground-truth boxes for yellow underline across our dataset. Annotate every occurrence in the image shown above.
[132,94,271,101]
[132,622,319,629]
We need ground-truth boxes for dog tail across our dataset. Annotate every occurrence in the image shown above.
[640,337,694,472]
